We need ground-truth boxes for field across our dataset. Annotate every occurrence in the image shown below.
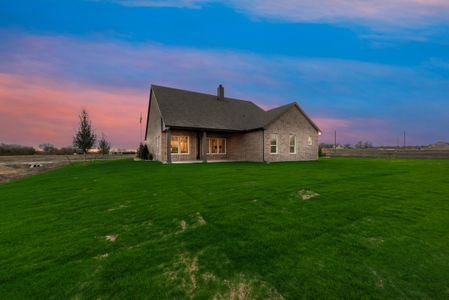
[0,154,135,183]
[1,158,449,299]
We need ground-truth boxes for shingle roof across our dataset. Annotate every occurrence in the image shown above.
[151,85,320,132]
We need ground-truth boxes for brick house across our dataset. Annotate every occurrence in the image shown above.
[144,85,321,163]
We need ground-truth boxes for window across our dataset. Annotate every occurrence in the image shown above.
[308,136,313,146]
[270,134,278,154]
[289,135,296,154]
[171,136,189,154]
[208,138,226,154]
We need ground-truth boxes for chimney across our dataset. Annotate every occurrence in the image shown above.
[217,84,224,100]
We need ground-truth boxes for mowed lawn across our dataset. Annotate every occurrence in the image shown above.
[1,158,449,299]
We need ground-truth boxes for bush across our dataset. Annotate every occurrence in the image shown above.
[137,143,151,160]
[98,133,111,155]
[318,144,325,157]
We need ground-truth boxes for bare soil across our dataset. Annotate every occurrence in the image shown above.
[0,154,134,183]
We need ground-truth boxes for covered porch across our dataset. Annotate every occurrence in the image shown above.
[164,128,242,163]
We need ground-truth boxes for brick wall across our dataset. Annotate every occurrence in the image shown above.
[264,106,319,162]
[145,91,163,161]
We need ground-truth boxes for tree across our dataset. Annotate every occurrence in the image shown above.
[98,133,111,155]
[73,109,96,154]
[39,143,56,154]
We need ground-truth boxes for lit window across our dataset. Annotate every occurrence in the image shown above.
[270,134,278,154]
[289,135,296,154]
[308,136,313,146]
[171,136,189,154]
[208,138,226,154]
[179,136,188,154]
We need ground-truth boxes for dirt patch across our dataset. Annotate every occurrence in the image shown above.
[196,212,207,226]
[95,253,109,260]
[298,190,320,200]
[0,162,68,183]
[0,166,18,175]
[165,253,199,294]
[213,275,284,300]
[203,272,217,282]
[166,253,284,299]
[179,220,188,232]
[105,235,117,242]
[176,213,206,234]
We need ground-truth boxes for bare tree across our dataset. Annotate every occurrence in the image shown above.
[39,143,57,154]
[73,109,96,155]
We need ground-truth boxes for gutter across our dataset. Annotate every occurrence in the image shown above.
[262,129,265,162]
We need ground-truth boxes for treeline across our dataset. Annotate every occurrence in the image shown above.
[38,144,83,155]
[0,143,37,156]
[0,143,84,156]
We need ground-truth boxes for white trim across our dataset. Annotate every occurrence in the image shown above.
[308,136,313,146]
[171,135,190,155]
[270,134,278,154]
[289,134,297,154]
[207,137,227,155]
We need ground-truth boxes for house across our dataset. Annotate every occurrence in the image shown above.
[144,84,321,163]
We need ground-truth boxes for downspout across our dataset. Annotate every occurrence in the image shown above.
[262,129,265,162]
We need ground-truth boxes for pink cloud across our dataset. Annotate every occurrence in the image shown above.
[315,117,393,145]
[0,73,146,148]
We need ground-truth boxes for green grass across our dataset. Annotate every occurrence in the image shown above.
[1,158,449,299]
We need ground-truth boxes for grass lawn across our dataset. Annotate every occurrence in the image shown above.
[1,158,449,299]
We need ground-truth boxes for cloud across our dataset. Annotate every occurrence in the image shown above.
[1,32,448,146]
[109,0,449,29]
[0,73,144,147]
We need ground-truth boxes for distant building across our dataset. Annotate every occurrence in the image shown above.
[429,141,449,149]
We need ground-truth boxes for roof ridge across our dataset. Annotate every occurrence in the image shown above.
[265,102,296,112]
[151,84,263,108]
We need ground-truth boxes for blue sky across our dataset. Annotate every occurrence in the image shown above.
[1,0,448,147]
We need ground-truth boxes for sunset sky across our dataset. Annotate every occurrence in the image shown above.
[1,0,449,148]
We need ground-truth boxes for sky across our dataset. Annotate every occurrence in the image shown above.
[1,0,448,148]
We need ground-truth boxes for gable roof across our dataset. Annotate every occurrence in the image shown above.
[151,85,320,132]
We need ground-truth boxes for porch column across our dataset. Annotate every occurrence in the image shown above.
[166,127,171,163]
[202,131,207,163]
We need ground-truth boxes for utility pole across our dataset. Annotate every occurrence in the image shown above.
[139,112,143,144]
[334,130,337,153]
[403,131,406,148]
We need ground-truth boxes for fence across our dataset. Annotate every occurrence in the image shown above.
[321,148,449,159]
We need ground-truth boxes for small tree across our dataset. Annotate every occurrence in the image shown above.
[73,109,96,154]
[98,133,111,155]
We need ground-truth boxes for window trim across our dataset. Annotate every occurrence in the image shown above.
[207,137,227,155]
[170,135,190,155]
[270,134,279,154]
[289,134,297,154]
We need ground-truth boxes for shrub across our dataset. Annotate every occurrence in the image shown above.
[137,143,150,160]
[98,133,111,155]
